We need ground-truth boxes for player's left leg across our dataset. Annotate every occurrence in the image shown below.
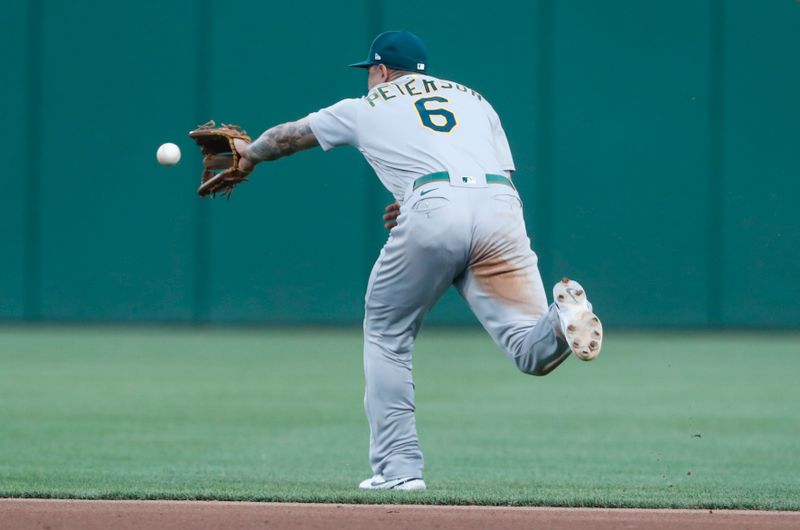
[361,191,471,487]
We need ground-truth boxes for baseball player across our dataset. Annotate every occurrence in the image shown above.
[232,31,603,491]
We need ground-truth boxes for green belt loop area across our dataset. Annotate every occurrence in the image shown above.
[486,174,515,189]
[412,172,450,190]
[413,172,515,190]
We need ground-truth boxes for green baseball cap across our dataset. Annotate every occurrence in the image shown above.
[349,30,428,73]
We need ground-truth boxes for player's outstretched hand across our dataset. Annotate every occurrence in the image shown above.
[383,202,400,230]
[233,138,255,176]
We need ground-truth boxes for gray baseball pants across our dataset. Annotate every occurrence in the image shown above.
[363,174,571,480]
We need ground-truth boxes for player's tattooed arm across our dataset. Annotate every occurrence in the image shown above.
[247,118,319,161]
[234,117,319,173]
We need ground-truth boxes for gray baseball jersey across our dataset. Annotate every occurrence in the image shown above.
[309,75,570,482]
[308,74,515,201]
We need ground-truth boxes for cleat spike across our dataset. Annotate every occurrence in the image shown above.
[576,289,584,296]
[567,324,576,332]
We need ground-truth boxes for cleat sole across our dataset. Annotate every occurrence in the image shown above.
[553,279,603,361]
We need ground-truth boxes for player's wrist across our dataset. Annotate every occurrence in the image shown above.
[243,144,258,164]
[246,136,271,163]
[232,138,257,165]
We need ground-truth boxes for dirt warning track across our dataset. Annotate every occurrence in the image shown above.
[2,499,799,530]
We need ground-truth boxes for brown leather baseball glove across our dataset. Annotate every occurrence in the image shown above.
[188,120,252,198]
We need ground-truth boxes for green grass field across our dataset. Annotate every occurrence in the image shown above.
[0,327,798,510]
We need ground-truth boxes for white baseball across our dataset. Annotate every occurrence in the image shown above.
[157,142,181,166]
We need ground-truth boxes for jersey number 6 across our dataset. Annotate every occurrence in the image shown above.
[414,96,457,133]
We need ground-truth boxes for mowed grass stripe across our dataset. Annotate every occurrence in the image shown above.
[0,327,798,509]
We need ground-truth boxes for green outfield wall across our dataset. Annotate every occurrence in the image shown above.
[1,0,798,327]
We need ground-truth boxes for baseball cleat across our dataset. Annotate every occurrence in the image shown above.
[359,474,427,491]
[553,278,603,361]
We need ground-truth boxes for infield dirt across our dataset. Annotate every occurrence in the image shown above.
[2,499,800,530]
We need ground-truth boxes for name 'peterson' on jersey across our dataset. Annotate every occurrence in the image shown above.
[365,76,483,107]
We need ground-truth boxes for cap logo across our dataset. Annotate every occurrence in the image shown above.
[417,63,425,70]
[462,176,476,184]
[374,53,382,60]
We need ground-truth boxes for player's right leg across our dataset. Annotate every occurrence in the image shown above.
[454,247,573,376]
[455,185,602,374]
